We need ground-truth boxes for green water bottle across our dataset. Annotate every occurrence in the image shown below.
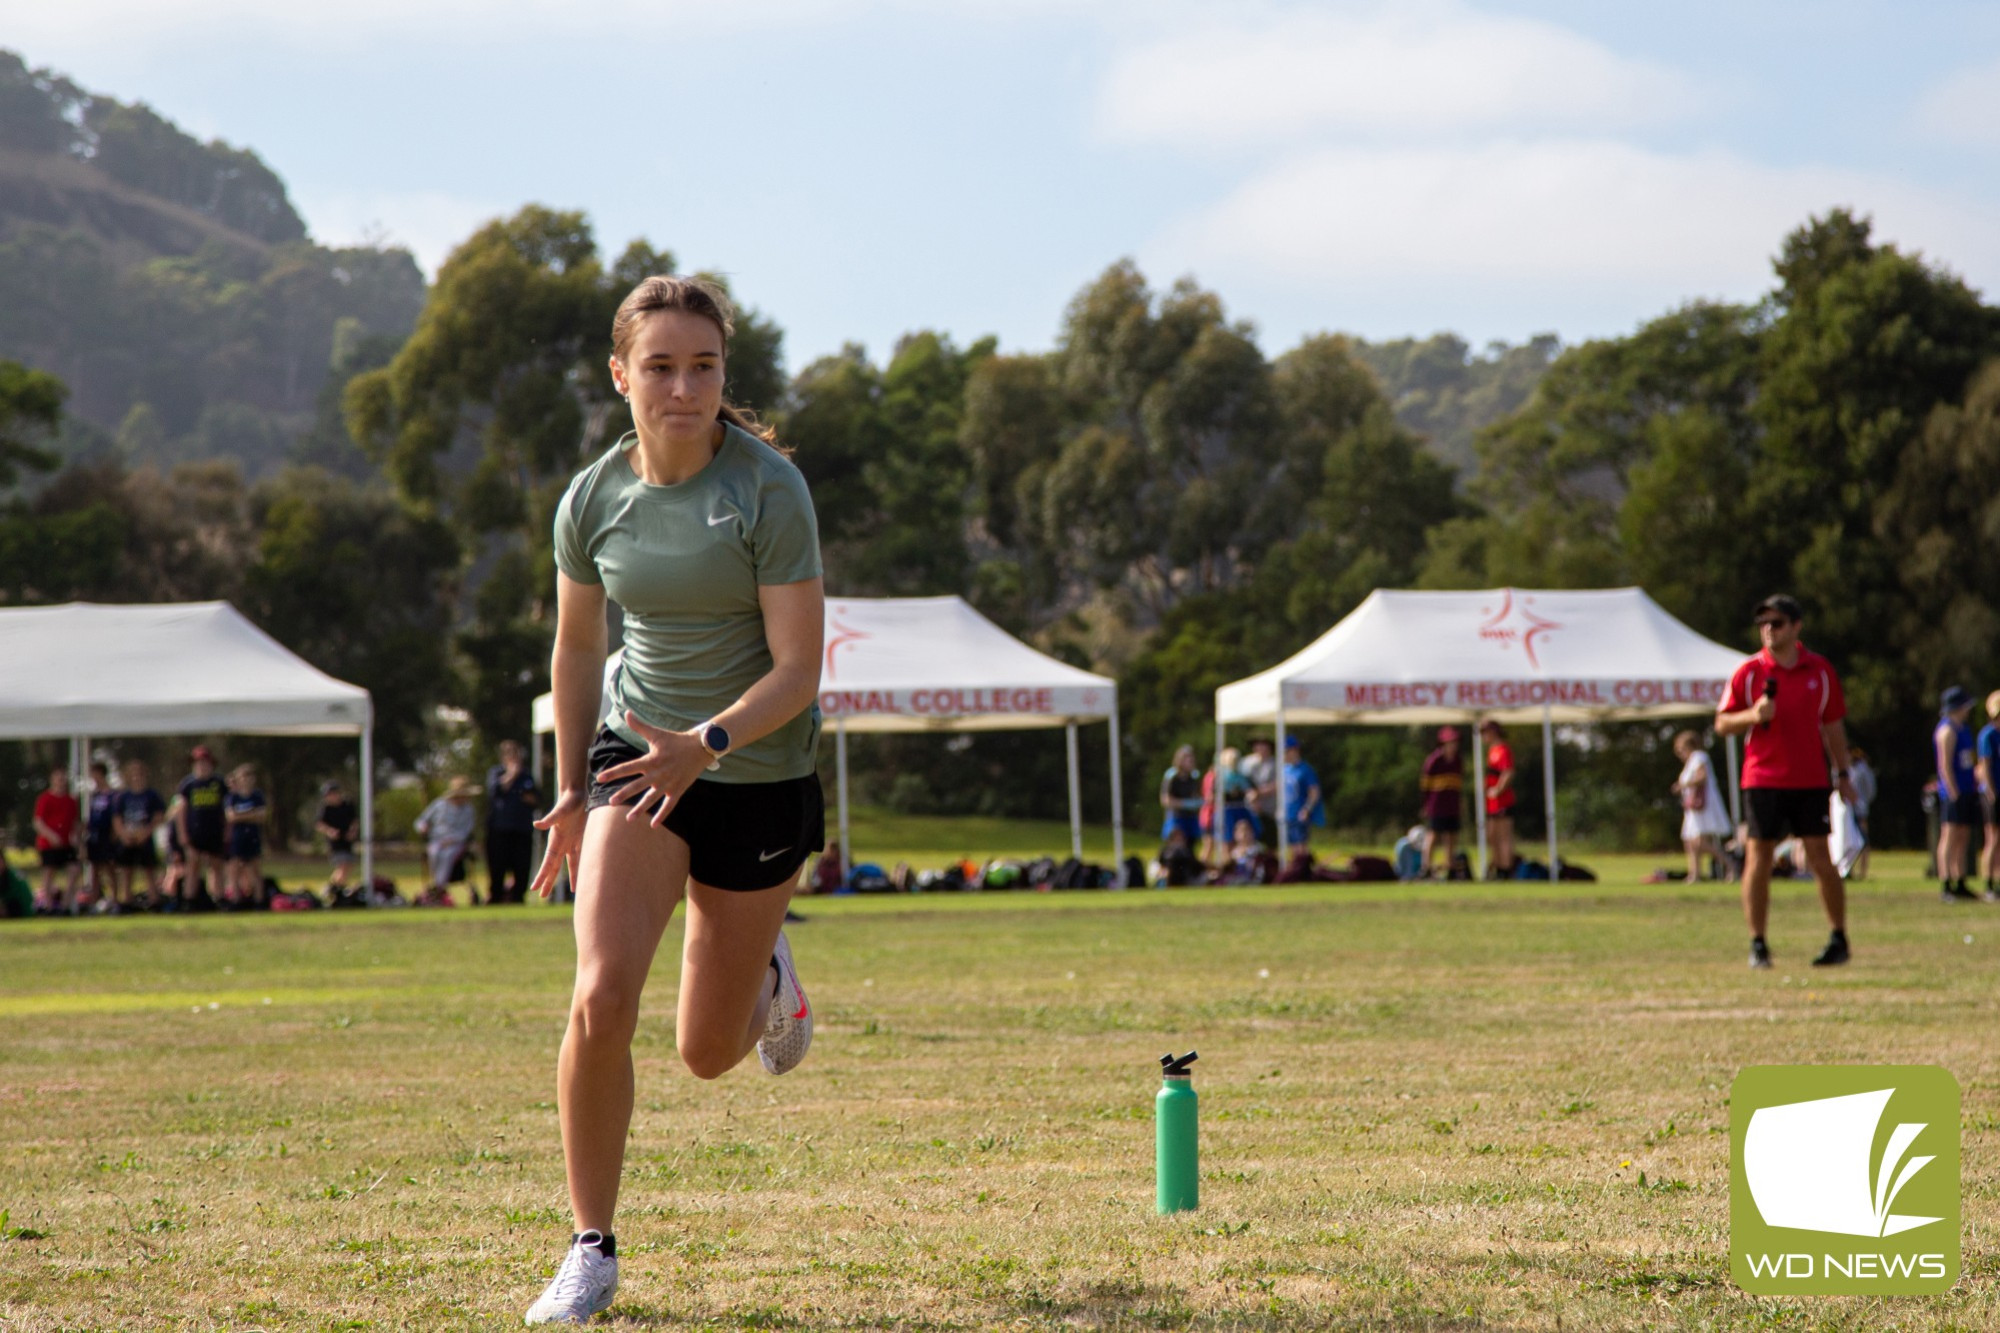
[1156,1050,1199,1214]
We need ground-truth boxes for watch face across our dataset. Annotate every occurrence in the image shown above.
[705,724,731,755]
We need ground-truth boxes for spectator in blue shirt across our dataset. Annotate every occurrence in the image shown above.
[176,745,228,907]
[1936,688,1980,901]
[223,764,268,909]
[1281,736,1325,849]
[84,760,119,908]
[112,758,166,913]
[1979,689,2000,899]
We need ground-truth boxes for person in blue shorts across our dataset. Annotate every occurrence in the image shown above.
[223,764,268,909]
[1159,745,1203,848]
[1216,747,1258,850]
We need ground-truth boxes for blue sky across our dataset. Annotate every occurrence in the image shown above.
[16,0,2000,371]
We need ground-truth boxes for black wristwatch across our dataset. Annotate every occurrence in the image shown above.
[697,721,731,771]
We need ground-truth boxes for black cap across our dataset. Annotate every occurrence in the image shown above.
[1753,594,1803,623]
[1942,686,1973,715]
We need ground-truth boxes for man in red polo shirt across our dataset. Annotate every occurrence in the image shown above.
[1715,594,1858,969]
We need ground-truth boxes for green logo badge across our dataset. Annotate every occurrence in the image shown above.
[1731,1065,1959,1295]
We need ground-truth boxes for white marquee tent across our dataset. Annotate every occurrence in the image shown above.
[0,602,377,883]
[1214,587,1747,871]
[532,595,1124,879]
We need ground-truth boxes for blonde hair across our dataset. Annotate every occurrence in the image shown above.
[611,275,777,446]
[1988,690,2000,720]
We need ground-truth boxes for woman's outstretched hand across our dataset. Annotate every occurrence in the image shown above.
[531,790,587,900]
[594,710,714,828]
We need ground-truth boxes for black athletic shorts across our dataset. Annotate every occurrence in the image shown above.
[1745,787,1832,841]
[39,846,77,868]
[187,829,226,857]
[1426,813,1462,835]
[116,841,159,869]
[1942,790,1983,828]
[584,726,825,892]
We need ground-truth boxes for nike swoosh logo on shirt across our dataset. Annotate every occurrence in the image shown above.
[707,512,737,526]
[758,847,790,862]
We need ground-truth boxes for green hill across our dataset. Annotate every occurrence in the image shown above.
[0,51,425,477]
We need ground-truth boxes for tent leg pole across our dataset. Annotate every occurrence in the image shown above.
[835,720,851,889]
[1108,709,1125,887]
[1725,733,1741,828]
[70,735,86,795]
[1065,722,1083,862]
[1473,723,1488,880]
[360,727,375,896]
[1275,708,1289,867]
[1541,704,1557,875]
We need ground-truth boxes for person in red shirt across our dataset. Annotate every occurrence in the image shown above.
[33,767,83,915]
[1715,594,1857,969]
[1479,720,1516,875]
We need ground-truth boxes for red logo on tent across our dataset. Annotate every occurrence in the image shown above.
[1479,590,1562,669]
[1081,689,1100,708]
[825,611,870,681]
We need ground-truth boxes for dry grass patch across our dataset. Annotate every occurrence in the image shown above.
[2,856,1998,1328]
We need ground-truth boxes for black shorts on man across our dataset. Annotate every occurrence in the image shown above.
[40,847,77,868]
[1745,787,1832,841]
[583,726,824,891]
[1426,814,1461,835]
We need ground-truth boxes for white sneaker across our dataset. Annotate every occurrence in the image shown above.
[757,929,813,1075]
[524,1232,618,1325]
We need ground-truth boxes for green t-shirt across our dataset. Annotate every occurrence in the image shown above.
[553,425,823,783]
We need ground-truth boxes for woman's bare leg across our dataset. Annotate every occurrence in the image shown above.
[561,808,688,1234]
[1684,837,1701,884]
[675,874,798,1079]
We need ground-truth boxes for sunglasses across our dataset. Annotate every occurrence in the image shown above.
[1754,617,1792,629]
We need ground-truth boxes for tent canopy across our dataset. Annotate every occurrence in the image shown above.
[816,595,1114,733]
[532,595,1117,736]
[0,601,372,738]
[1216,587,1743,727]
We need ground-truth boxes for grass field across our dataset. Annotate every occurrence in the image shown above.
[2,843,1995,1330]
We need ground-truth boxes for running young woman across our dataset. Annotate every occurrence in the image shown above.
[524,275,825,1325]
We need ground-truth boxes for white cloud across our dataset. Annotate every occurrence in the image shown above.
[294,188,507,275]
[1145,140,2000,326]
[1098,2,1692,149]
[1913,57,2000,147]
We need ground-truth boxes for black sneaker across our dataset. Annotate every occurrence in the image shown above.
[1749,938,1772,970]
[1942,883,1978,903]
[1811,935,1850,967]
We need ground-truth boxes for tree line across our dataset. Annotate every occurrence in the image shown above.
[5,202,1996,852]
